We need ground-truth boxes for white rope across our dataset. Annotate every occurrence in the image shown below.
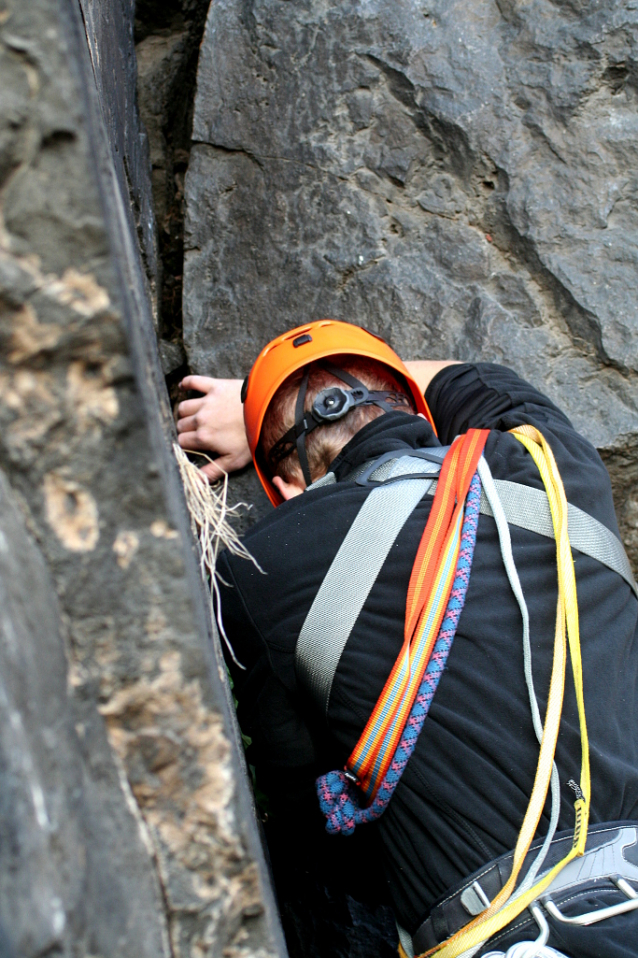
[480,903,567,958]
[414,461,568,958]
[482,942,568,958]
[477,457,561,893]
[173,443,263,669]
[481,947,567,958]
[464,901,569,958]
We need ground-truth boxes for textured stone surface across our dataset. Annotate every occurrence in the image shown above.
[184,0,638,562]
[79,0,159,316]
[135,0,211,350]
[0,469,168,958]
[0,0,285,955]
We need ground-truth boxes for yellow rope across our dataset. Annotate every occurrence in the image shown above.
[408,426,590,958]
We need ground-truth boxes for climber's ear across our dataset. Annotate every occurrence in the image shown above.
[272,474,305,501]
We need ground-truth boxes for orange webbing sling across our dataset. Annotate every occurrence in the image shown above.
[403,426,591,958]
[347,429,489,802]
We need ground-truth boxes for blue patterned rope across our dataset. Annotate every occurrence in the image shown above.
[316,470,483,835]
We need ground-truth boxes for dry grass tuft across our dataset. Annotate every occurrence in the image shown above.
[174,443,262,668]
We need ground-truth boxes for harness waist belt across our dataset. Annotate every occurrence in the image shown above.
[411,821,638,955]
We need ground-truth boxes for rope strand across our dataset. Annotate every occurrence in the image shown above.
[317,469,484,834]
[415,427,590,958]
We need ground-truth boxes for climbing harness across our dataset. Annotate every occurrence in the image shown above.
[403,822,638,958]
[297,424,638,957]
[445,900,566,958]
[403,899,566,958]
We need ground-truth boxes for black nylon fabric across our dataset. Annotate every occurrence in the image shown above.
[217,363,638,952]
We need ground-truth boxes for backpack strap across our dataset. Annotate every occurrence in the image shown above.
[478,479,637,598]
[298,443,636,716]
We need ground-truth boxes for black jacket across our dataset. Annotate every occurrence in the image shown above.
[218,363,638,942]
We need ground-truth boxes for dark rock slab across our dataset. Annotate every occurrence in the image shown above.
[79,0,159,310]
[134,0,211,344]
[0,469,168,958]
[184,0,638,559]
[0,0,286,955]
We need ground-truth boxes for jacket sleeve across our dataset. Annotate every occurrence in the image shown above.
[424,361,621,536]
[424,362,574,445]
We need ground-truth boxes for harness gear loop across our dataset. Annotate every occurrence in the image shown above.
[408,425,591,958]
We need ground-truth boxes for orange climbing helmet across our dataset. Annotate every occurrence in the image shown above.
[242,320,437,506]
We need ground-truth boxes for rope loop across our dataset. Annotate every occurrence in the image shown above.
[316,469,484,833]
[417,426,591,958]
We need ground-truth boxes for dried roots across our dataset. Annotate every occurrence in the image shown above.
[173,443,262,668]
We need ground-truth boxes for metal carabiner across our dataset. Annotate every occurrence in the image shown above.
[542,875,638,926]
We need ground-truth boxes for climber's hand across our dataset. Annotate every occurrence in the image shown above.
[177,376,251,482]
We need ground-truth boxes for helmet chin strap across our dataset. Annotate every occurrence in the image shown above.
[268,361,412,487]
[294,365,312,490]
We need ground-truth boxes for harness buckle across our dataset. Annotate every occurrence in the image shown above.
[354,448,447,488]
[542,874,638,926]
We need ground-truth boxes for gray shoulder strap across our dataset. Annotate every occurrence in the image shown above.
[480,479,638,599]
[296,453,637,717]
[296,455,440,714]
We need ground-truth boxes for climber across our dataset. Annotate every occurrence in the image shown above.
[176,320,638,958]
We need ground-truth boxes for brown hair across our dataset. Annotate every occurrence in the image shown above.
[260,355,415,483]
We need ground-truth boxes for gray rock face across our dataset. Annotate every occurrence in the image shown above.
[184,0,638,559]
[0,470,168,958]
[0,0,285,955]
[134,0,211,345]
